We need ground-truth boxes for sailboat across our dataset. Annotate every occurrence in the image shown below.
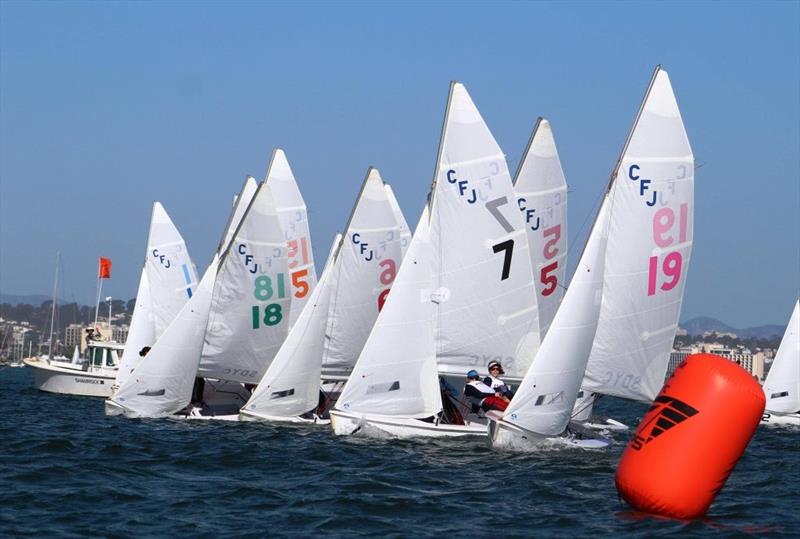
[239,234,341,423]
[264,149,317,326]
[26,253,124,397]
[330,81,540,438]
[105,257,219,417]
[488,199,610,449]
[106,179,290,418]
[513,118,567,339]
[194,179,292,416]
[114,202,199,389]
[573,65,695,429]
[320,168,406,385]
[761,299,800,426]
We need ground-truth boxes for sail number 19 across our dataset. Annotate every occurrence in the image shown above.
[648,203,688,296]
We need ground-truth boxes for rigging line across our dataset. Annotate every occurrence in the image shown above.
[558,183,609,294]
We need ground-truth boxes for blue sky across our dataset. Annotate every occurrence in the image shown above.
[1,1,798,328]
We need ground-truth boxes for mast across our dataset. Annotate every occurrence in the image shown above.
[333,166,376,260]
[571,65,663,277]
[48,252,60,358]
[426,80,456,216]
[512,117,544,186]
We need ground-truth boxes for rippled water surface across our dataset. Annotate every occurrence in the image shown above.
[1,367,798,537]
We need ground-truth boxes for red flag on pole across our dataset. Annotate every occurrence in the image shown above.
[98,257,112,279]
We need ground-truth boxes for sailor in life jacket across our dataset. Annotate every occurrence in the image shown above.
[483,360,514,399]
[464,370,509,413]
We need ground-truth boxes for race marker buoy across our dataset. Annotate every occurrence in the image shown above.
[615,353,765,520]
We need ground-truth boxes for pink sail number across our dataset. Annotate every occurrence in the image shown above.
[647,203,688,296]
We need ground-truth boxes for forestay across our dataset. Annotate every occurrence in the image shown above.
[513,119,567,339]
[430,82,540,380]
[336,208,441,418]
[109,257,219,417]
[385,183,412,257]
[321,168,404,379]
[582,67,694,402]
[219,176,259,256]
[501,199,609,436]
[117,202,198,387]
[199,183,290,384]
[242,234,340,418]
[763,300,800,414]
[265,149,317,326]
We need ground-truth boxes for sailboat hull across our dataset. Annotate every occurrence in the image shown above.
[330,409,488,438]
[488,416,612,450]
[760,411,800,426]
[239,409,330,425]
[25,357,116,398]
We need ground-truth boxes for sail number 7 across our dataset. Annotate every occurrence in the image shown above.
[492,240,514,280]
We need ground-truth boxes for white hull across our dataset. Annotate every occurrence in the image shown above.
[330,409,487,438]
[239,409,330,425]
[25,357,116,398]
[579,418,629,432]
[760,411,800,426]
[488,415,611,450]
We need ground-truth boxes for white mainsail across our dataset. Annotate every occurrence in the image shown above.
[241,234,341,419]
[219,176,259,256]
[513,118,567,339]
[117,202,198,387]
[321,168,405,379]
[763,300,800,414]
[384,183,412,257]
[582,66,694,402]
[431,82,540,381]
[264,149,317,326]
[500,199,609,436]
[199,182,290,384]
[107,256,219,417]
[336,208,441,418]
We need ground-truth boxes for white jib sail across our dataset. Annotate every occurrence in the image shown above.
[763,300,800,414]
[513,118,567,340]
[430,82,540,381]
[384,183,412,257]
[502,198,609,436]
[582,66,694,402]
[199,183,291,384]
[242,234,341,418]
[117,202,198,386]
[265,149,317,326]
[219,176,259,256]
[116,271,155,386]
[110,256,219,418]
[336,207,442,418]
[321,168,404,378]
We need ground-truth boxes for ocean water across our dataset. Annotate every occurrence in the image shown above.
[1,367,797,537]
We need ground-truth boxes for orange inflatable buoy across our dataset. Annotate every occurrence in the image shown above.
[615,353,765,520]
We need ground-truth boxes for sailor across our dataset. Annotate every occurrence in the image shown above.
[483,360,514,399]
[464,370,509,413]
[138,346,151,357]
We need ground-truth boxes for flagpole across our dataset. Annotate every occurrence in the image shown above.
[93,275,102,335]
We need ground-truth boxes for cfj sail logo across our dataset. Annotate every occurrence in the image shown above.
[630,395,698,451]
